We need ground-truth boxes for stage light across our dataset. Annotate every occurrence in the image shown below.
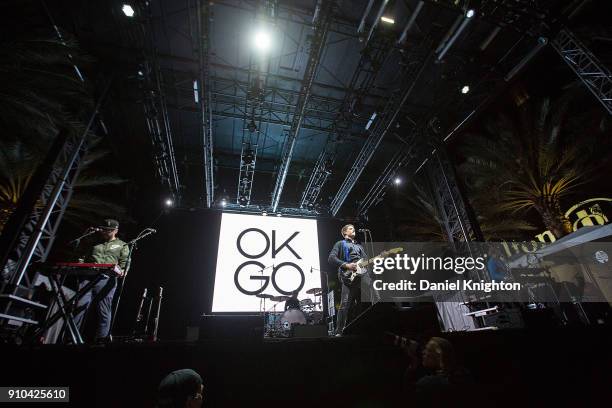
[122,4,135,17]
[253,29,272,53]
[276,213,282,217]
[165,198,174,207]
[262,211,268,216]
[461,85,470,94]
[247,119,257,133]
[221,198,227,207]
[436,10,476,61]
[394,177,402,185]
[243,149,255,165]
[238,196,248,207]
[365,112,377,130]
[381,16,395,24]
[193,80,199,104]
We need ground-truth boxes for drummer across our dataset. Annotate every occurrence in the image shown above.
[284,290,300,311]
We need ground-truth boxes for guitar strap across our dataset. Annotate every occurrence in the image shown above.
[342,239,350,263]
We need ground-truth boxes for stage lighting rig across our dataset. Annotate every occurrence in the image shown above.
[253,28,272,53]
[122,4,135,18]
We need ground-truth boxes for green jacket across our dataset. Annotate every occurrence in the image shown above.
[79,238,130,269]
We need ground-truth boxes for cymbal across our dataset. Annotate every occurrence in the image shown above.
[270,295,290,302]
[256,294,274,299]
[306,287,322,295]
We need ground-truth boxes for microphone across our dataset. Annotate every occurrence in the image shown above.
[358,228,370,232]
[88,227,101,232]
[146,228,157,233]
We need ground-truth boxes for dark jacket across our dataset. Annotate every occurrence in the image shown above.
[328,239,367,271]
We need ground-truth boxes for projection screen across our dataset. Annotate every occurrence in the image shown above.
[212,213,321,313]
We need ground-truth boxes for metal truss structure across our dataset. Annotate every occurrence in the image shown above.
[194,0,215,207]
[142,3,181,203]
[270,0,334,212]
[300,24,397,211]
[235,2,278,208]
[358,145,413,216]
[329,47,433,216]
[0,128,88,289]
[551,28,612,116]
[223,203,318,218]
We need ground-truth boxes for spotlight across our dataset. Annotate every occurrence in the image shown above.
[137,70,144,77]
[262,211,268,216]
[221,198,227,207]
[165,198,174,207]
[466,9,475,18]
[253,29,272,52]
[306,203,315,211]
[394,177,402,185]
[381,16,395,24]
[276,213,282,217]
[243,149,255,164]
[238,196,248,207]
[461,85,470,94]
[122,4,135,17]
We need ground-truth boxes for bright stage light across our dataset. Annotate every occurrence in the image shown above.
[461,85,470,94]
[221,198,227,207]
[466,9,475,18]
[381,16,395,24]
[165,198,174,207]
[253,29,272,52]
[122,4,135,17]
[394,177,402,185]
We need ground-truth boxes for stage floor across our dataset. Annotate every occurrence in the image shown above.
[1,327,611,407]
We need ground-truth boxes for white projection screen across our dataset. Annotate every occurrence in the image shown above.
[212,213,321,313]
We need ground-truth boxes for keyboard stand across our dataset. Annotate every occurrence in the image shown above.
[31,272,107,345]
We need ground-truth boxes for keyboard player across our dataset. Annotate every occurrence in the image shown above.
[73,219,129,343]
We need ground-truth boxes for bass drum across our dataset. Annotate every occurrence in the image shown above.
[280,309,307,332]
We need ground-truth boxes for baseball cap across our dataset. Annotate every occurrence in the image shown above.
[99,219,119,230]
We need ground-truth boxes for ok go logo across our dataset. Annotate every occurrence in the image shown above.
[233,228,305,296]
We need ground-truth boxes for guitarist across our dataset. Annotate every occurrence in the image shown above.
[328,224,377,336]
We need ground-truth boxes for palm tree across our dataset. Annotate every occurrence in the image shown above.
[0,135,129,233]
[393,180,537,241]
[0,38,93,147]
[0,37,130,233]
[458,86,610,239]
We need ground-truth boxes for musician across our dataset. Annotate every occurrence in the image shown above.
[328,224,377,335]
[284,289,300,311]
[73,219,129,343]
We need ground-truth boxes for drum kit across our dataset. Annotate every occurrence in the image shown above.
[257,287,323,337]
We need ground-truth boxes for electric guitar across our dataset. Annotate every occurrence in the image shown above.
[339,247,404,284]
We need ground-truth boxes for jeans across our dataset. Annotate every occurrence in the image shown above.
[72,276,117,339]
[335,271,380,334]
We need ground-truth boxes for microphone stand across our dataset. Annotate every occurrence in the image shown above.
[67,229,99,248]
[109,229,156,337]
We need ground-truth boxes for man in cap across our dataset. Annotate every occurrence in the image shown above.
[157,369,204,408]
[73,219,129,343]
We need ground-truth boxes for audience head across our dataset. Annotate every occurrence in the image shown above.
[158,369,203,408]
[422,337,456,374]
